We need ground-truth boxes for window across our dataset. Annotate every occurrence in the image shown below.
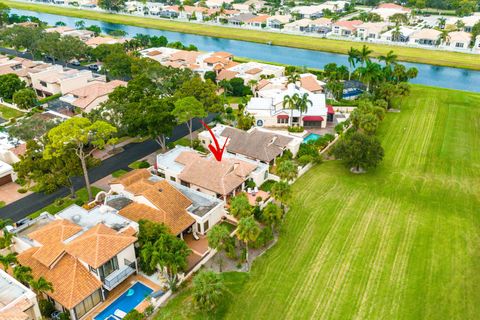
[74,289,102,319]
[170,176,176,182]
[40,81,47,87]
[89,265,98,275]
[203,220,209,232]
[277,118,288,124]
[455,42,464,48]
[158,172,165,178]
[98,256,118,280]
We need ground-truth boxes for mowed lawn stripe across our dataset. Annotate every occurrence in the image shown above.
[223,85,480,320]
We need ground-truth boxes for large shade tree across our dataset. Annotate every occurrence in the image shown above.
[172,96,207,147]
[44,118,117,201]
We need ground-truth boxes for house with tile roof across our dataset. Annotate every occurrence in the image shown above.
[108,169,225,235]
[409,28,441,46]
[156,146,268,200]
[332,20,362,37]
[442,31,471,49]
[355,22,389,40]
[59,80,126,113]
[11,211,138,320]
[225,61,285,83]
[371,3,411,20]
[198,124,303,164]
[0,269,41,320]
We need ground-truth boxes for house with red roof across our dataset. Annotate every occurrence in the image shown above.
[332,20,362,37]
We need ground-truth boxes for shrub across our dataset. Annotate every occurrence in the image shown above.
[137,161,150,169]
[252,205,262,221]
[324,133,335,142]
[74,199,84,206]
[39,300,56,318]
[17,188,27,194]
[245,179,256,189]
[335,122,345,134]
[58,312,71,320]
[287,126,304,133]
[15,177,26,186]
[123,310,144,320]
[298,154,313,166]
[250,227,273,248]
[259,180,275,192]
[225,106,233,114]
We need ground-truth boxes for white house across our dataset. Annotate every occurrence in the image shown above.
[331,20,362,37]
[226,61,285,83]
[443,31,471,49]
[267,15,291,29]
[371,3,411,21]
[356,22,389,40]
[380,26,416,42]
[409,28,441,46]
[0,269,42,319]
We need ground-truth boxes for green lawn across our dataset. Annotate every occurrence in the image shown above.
[0,104,24,119]
[155,85,480,319]
[3,0,480,70]
[112,169,128,178]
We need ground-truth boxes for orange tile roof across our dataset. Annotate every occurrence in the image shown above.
[29,219,82,245]
[65,224,136,269]
[176,151,257,195]
[17,247,102,309]
[246,15,270,23]
[146,50,162,56]
[334,20,362,30]
[300,75,323,92]
[245,67,262,75]
[213,51,233,58]
[217,69,238,81]
[68,80,126,110]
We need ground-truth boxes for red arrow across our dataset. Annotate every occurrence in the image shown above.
[200,120,228,162]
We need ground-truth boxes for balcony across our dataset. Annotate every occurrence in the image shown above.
[103,260,136,291]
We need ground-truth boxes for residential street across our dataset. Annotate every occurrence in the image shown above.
[0,114,216,221]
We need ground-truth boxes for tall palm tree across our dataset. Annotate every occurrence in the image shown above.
[271,181,292,212]
[29,276,54,299]
[236,216,260,271]
[438,30,450,46]
[247,79,258,95]
[358,61,382,92]
[391,24,402,42]
[347,47,360,80]
[296,92,312,125]
[455,19,465,31]
[0,253,17,272]
[287,73,300,86]
[437,17,447,29]
[192,270,225,311]
[282,93,299,126]
[13,265,33,286]
[358,45,373,66]
[378,50,398,67]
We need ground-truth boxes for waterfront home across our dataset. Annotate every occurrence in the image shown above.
[109,169,225,235]
[380,26,416,42]
[247,81,328,128]
[29,65,98,97]
[331,20,362,37]
[227,13,257,26]
[371,3,411,21]
[267,15,292,29]
[409,28,441,46]
[245,15,270,28]
[446,14,480,32]
[156,146,268,201]
[310,18,333,34]
[198,124,303,164]
[443,31,471,49]
[0,269,42,319]
[225,61,285,83]
[84,36,127,48]
[356,22,389,40]
[46,26,94,41]
[59,80,126,113]
[291,5,326,19]
[284,19,314,33]
[12,211,138,320]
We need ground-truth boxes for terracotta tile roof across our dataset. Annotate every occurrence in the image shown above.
[217,70,238,81]
[213,51,233,58]
[0,309,29,320]
[65,224,136,268]
[300,75,323,92]
[29,219,82,245]
[68,80,126,110]
[146,50,162,56]
[246,15,270,23]
[245,67,262,75]
[169,50,202,64]
[378,3,410,11]
[334,20,362,30]
[113,169,195,235]
[256,79,271,90]
[176,151,257,195]
[17,247,102,309]
[32,241,66,268]
[121,226,137,236]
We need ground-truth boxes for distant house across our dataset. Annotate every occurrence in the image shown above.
[443,31,471,49]
[371,3,411,20]
[156,146,268,201]
[198,125,303,164]
[0,131,26,183]
[109,169,225,235]
[226,61,285,82]
[475,35,480,53]
[380,26,416,42]
[60,80,126,113]
[267,15,292,29]
[291,5,325,19]
[245,15,270,28]
[0,269,41,319]
[284,19,313,33]
[355,22,389,40]
[84,36,127,48]
[227,13,257,26]
[409,28,441,46]
[332,20,362,37]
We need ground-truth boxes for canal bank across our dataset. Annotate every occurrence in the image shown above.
[3,0,480,71]
[5,6,480,92]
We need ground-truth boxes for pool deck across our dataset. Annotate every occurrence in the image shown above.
[84,274,162,320]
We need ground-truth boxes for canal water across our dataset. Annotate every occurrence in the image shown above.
[11,8,480,92]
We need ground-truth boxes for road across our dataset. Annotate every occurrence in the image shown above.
[0,114,216,221]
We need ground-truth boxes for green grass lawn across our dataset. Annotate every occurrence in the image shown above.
[154,85,480,319]
[112,169,128,178]
[0,104,24,119]
[3,0,480,70]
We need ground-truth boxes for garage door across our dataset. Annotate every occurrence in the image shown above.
[0,174,12,186]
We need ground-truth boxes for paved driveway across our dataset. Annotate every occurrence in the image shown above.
[0,182,32,205]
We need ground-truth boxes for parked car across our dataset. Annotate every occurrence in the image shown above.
[88,64,100,71]
[69,59,80,66]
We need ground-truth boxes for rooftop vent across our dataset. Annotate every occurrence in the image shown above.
[72,215,81,223]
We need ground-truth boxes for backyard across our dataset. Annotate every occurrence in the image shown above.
[3,0,480,70]
[155,85,480,319]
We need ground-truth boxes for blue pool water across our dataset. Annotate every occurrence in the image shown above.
[94,282,154,320]
[304,133,321,143]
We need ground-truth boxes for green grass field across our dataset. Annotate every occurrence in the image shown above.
[154,85,480,319]
[0,104,24,119]
[2,0,480,70]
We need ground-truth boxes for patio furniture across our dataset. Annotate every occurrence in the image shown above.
[114,309,127,319]
[247,188,252,194]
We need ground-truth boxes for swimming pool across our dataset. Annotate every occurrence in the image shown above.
[94,282,154,320]
[304,133,322,143]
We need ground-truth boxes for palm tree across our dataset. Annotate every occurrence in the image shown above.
[378,50,398,67]
[0,253,17,272]
[218,79,232,98]
[455,19,465,31]
[282,94,299,126]
[271,181,292,212]
[347,47,360,80]
[391,24,402,42]
[276,159,298,182]
[29,276,54,299]
[236,216,260,271]
[247,79,258,95]
[13,265,33,286]
[0,218,12,230]
[437,17,447,29]
[229,194,252,219]
[438,30,450,46]
[207,225,231,272]
[192,270,226,312]
[357,61,382,92]
[262,202,283,233]
[358,45,373,66]
[296,92,312,123]
[287,73,300,86]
